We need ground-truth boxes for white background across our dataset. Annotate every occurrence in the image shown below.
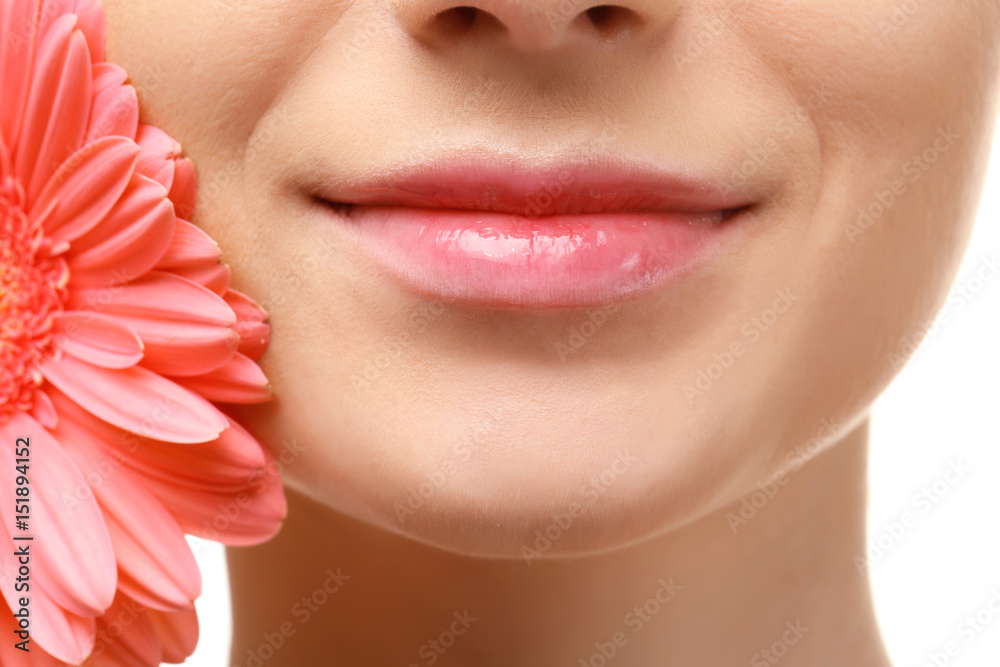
[182,114,1000,667]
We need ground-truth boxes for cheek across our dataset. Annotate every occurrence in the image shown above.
[103,1,334,202]
[638,2,1000,497]
[725,3,999,470]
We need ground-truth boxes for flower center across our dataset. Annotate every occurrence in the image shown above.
[0,177,67,422]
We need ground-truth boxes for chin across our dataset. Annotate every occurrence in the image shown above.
[329,413,745,560]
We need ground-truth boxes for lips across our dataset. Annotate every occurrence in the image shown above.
[316,158,753,309]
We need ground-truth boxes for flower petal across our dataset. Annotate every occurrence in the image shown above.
[134,124,180,192]
[115,418,267,490]
[48,388,265,498]
[168,158,197,220]
[67,271,239,376]
[40,354,230,443]
[31,135,140,245]
[86,63,139,143]
[155,219,220,269]
[0,607,63,666]
[0,0,41,147]
[0,559,96,664]
[142,439,286,546]
[38,0,106,64]
[53,311,143,369]
[149,606,199,664]
[0,412,117,619]
[226,289,271,361]
[0,502,97,665]
[30,388,58,428]
[175,352,273,404]
[17,16,93,205]
[55,411,201,610]
[67,269,235,324]
[173,261,231,295]
[83,594,161,667]
[68,173,176,287]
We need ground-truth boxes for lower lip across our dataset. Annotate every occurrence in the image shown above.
[331,204,738,309]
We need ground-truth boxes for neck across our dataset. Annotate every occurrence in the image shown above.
[227,419,891,667]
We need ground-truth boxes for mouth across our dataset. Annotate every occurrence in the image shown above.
[313,156,755,310]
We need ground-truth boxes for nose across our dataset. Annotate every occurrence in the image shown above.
[393,0,681,53]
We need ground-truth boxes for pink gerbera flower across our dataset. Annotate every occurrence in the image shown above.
[0,1,285,664]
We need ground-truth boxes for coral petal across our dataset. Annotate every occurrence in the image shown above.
[135,124,180,191]
[155,219,220,269]
[122,418,268,489]
[18,18,93,205]
[30,388,58,428]
[0,576,96,664]
[39,0,107,64]
[68,174,176,286]
[175,352,273,404]
[59,421,201,610]
[31,135,140,244]
[168,158,197,220]
[53,311,144,369]
[150,606,199,663]
[147,441,286,546]
[0,413,117,619]
[226,289,271,361]
[40,355,230,443]
[50,389,266,491]
[68,271,240,376]
[0,609,63,666]
[84,594,162,667]
[86,63,139,142]
[68,270,235,325]
[0,0,41,146]
[174,262,231,295]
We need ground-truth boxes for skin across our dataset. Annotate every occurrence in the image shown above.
[102,0,1000,664]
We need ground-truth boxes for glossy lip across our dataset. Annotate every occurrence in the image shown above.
[314,156,755,309]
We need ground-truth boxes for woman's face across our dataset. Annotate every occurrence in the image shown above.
[103,0,999,557]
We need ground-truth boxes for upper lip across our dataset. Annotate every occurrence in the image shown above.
[316,154,756,217]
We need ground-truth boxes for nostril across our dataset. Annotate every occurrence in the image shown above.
[583,5,639,35]
[424,2,640,47]
[451,6,479,26]
[433,5,482,33]
[585,5,613,25]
